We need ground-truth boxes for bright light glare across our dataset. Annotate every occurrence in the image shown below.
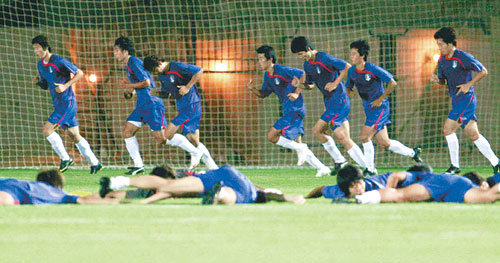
[433,54,440,62]
[215,61,228,71]
[88,74,97,83]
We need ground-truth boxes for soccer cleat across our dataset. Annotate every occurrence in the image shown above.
[331,197,360,204]
[126,166,145,175]
[201,182,222,205]
[330,161,348,176]
[445,165,461,174]
[189,151,203,170]
[90,162,103,174]
[315,167,331,178]
[412,147,423,163]
[363,168,377,177]
[99,177,111,198]
[493,161,500,174]
[59,159,74,173]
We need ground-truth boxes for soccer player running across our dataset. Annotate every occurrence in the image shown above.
[430,27,499,174]
[0,169,116,205]
[113,37,203,175]
[346,40,422,173]
[290,36,370,175]
[143,55,218,169]
[248,45,330,177]
[32,35,102,174]
[99,165,306,205]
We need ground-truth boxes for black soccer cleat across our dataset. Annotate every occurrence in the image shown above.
[90,162,103,174]
[126,166,145,175]
[445,165,461,175]
[59,159,74,173]
[201,182,222,205]
[330,161,348,176]
[412,147,423,163]
[331,197,360,204]
[99,177,111,198]
[493,161,500,174]
[363,168,377,177]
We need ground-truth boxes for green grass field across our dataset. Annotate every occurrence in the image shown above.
[1,167,499,263]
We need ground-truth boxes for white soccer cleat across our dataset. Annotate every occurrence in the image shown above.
[189,150,203,170]
[315,167,331,177]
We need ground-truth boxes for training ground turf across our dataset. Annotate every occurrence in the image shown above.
[1,167,499,263]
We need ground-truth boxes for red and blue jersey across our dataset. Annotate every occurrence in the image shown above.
[125,56,158,107]
[0,178,78,205]
[437,49,484,98]
[260,64,306,116]
[37,54,79,108]
[157,62,202,110]
[303,51,348,102]
[346,62,393,103]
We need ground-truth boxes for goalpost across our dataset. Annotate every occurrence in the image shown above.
[0,0,499,169]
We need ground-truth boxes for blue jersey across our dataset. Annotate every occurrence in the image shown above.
[346,62,393,103]
[438,49,484,98]
[37,55,79,108]
[322,171,426,199]
[125,56,158,107]
[157,62,202,110]
[0,178,78,205]
[304,51,349,103]
[261,64,306,116]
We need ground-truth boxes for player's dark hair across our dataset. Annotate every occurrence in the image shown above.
[463,172,485,186]
[486,176,498,188]
[114,36,135,56]
[407,163,433,173]
[291,36,314,53]
[434,27,457,46]
[31,35,52,52]
[36,169,64,188]
[143,55,163,72]
[256,45,276,63]
[151,165,176,179]
[337,165,364,197]
[350,40,370,61]
[255,190,267,203]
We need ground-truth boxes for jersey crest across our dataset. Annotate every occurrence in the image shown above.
[274,78,280,85]
[316,66,321,74]
[365,74,371,81]
[49,67,53,73]
[452,60,458,69]
[170,75,175,83]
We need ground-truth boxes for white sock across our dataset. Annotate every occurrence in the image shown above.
[355,190,381,204]
[275,136,302,151]
[445,133,460,167]
[110,176,130,190]
[363,141,376,172]
[46,132,71,161]
[474,135,499,166]
[387,139,415,157]
[75,138,99,165]
[347,144,368,169]
[124,136,143,168]
[322,137,346,163]
[166,134,200,155]
[304,148,329,170]
[197,143,218,169]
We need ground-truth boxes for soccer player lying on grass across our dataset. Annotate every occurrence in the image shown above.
[99,165,305,205]
[306,164,431,200]
[351,170,500,204]
[0,170,116,205]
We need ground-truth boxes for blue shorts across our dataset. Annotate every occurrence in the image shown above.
[126,98,167,131]
[193,165,257,204]
[320,96,350,131]
[363,99,391,131]
[48,100,79,130]
[172,103,201,135]
[273,112,305,140]
[416,173,475,203]
[448,93,477,128]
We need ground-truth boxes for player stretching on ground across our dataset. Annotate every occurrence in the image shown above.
[143,55,218,169]
[248,45,330,177]
[431,27,499,174]
[32,35,102,174]
[113,37,203,175]
[346,40,422,173]
[291,36,370,175]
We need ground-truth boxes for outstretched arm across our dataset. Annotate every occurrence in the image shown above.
[306,186,326,198]
[140,191,173,204]
[385,172,407,188]
[76,193,120,204]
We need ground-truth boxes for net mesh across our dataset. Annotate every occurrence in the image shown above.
[1,0,499,169]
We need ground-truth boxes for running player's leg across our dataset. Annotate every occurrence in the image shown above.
[187,130,218,169]
[360,125,377,173]
[312,119,346,165]
[333,121,367,170]
[465,121,499,170]
[66,126,101,172]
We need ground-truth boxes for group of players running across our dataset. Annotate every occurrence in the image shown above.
[0,27,499,205]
